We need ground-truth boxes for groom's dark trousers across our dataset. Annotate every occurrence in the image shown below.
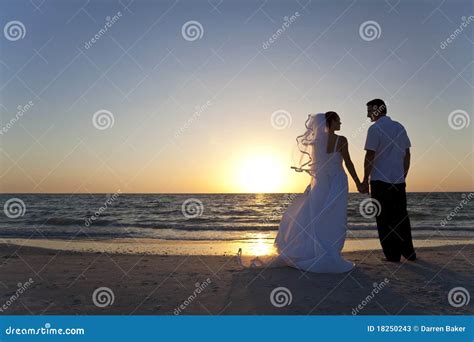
[370,181,416,262]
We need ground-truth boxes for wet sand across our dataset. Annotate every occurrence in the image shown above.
[2,237,472,256]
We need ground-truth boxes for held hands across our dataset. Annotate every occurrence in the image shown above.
[356,180,369,194]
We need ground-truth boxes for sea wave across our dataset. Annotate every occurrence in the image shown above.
[1,222,473,233]
[0,193,472,240]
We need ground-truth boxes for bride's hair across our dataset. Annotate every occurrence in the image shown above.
[325,111,339,128]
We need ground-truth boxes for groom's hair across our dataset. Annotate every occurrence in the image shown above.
[366,99,387,115]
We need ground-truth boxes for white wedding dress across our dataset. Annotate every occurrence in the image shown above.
[237,114,354,273]
[274,113,354,273]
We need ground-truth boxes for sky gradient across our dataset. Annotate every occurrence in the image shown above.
[0,0,472,193]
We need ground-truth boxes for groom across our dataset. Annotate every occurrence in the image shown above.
[360,99,416,262]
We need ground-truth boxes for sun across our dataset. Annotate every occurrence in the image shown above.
[236,153,286,193]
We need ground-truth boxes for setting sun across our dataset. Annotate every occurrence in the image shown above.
[236,154,286,193]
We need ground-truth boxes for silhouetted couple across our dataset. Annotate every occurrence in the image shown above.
[274,99,416,273]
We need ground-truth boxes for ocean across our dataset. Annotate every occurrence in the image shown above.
[0,193,472,241]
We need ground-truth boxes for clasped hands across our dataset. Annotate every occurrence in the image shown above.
[356,180,369,194]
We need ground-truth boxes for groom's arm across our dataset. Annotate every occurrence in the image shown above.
[363,150,375,185]
[404,148,410,179]
[363,125,378,193]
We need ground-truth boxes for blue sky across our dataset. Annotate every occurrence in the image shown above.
[0,0,472,193]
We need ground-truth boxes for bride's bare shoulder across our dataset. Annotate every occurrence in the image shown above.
[337,135,348,145]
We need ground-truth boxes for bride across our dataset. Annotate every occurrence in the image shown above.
[274,112,361,273]
[238,112,361,273]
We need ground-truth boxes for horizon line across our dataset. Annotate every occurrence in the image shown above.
[0,191,472,195]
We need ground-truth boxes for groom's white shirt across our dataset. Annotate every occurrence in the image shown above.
[364,116,411,184]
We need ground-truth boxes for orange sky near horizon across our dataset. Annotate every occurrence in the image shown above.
[2,134,472,194]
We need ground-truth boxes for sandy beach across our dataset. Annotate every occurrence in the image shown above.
[0,238,473,315]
